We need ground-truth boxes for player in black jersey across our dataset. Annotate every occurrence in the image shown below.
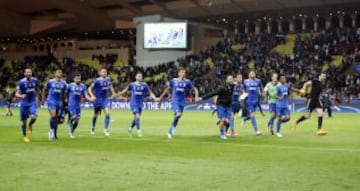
[292,73,327,136]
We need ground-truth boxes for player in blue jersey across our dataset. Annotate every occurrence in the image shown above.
[15,68,39,142]
[243,70,263,135]
[118,72,157,137]
[67,73,94,139]
[275,75,300,137]
[275,75,292,137]
[263,73,278,135]
[88,68,118,136]
[159,68,199,139]
[227,74,243,137]
[42,69,68,141]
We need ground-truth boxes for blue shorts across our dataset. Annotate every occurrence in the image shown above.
[269,103,276,113]
[20,104,37,120]
[246,102,258,113]
[93,100,109,113]
[58,107,68,122]
[130,104,143,115]
[48,101,62,111]
[68,105,81,118]
[217,106,232,120]
[172,102,184,114]
[231,103,240,113]
[276,106,290,117]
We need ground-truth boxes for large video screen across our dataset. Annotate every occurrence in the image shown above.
[144,22,187,49]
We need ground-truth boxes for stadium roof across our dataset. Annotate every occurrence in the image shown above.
[0,0,359,37]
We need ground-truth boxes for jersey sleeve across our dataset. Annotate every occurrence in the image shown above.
[63,82,68,93]
[128,83,133,91]
[82,84,87,95]
[276,85,281,97]
[144,83,150,94]
[45,81,51,91]
[167,80,173,88]
[188,80,195,89]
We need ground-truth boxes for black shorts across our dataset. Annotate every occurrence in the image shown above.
[307,98,322,113]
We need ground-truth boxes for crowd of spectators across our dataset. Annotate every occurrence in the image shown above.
[1,27,360,100]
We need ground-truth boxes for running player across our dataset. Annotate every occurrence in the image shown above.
[159,68,199,139]
[118,72,157,137]
[292,73,328,135]
[88,68,118,136]
[42,69,68,141]
[67,73,94,138]
[197,75,234,139]
[275,75,295,137]
[264,73,278,135]
[227,74,243,136]
[243,70,263,135]
[15,68,39,142]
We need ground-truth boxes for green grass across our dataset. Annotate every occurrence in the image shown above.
[0,109,359,191]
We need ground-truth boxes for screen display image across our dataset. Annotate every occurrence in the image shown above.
[144,22,187,49]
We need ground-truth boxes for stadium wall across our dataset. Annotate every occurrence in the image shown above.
[1,99,360,113]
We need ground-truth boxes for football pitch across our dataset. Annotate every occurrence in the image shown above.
[0,109,359,191]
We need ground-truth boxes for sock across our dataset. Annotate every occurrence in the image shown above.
[104,115,110,130]
[328,109,332,117]
[251,117,258,132]
[92,116,97,128]
[50,117,57,130]
[268,117,275,131]
[282,118,290,123]
[276,120,281,133]
[130,120,136,129]
[230,119,234,132]
[28,118,36,127]
[21,123,26,136]
[318,116,323,130]
[68,119,73,132]
[134,118,140,130]
[243,116,251,121]
[172,115,180,128]
[220,126,225,136]
[52,119,58,138]
[72,121,79,133]
[296,115,307,124]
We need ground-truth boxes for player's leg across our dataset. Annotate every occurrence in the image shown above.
[249,103,261,135]
[292,99,313,131]
[27,104,37,133]
[229,104,239,136]
[315,107,327,135]
[216,106,228,139]
[68,107,79,138]
[167,103,183,139]
[91,107,101,134]
[327,106,332,117]
[266,103,276,134]
[48,104,58,141]
[135,108,142,137]
[20,106,29,142]
[241,102,251,127]
[103,107,110,136]
[276,115,282,137]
